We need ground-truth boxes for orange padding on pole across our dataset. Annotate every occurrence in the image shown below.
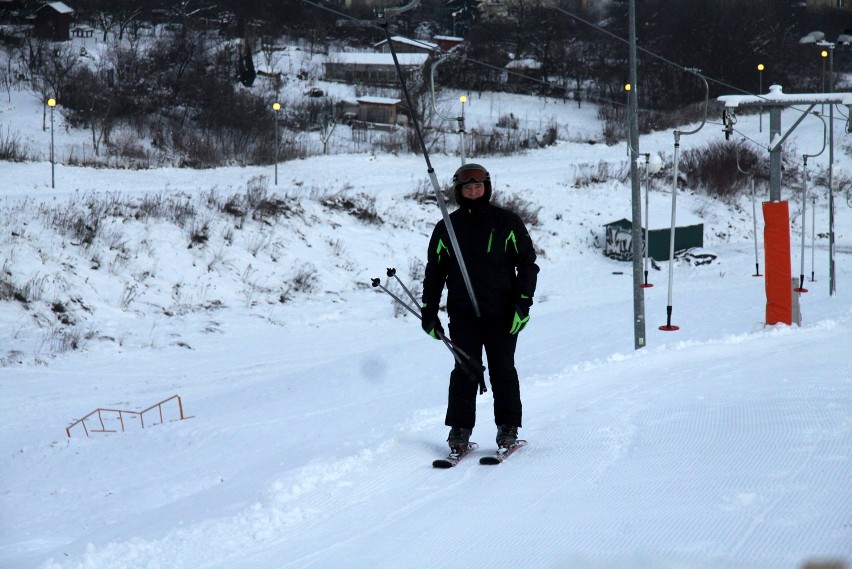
[763,201,792,325]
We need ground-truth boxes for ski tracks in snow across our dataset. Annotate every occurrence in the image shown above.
[41,325,852,569]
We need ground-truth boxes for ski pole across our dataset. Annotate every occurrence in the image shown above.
[371,277,421,319]
[371,277,487,392]
[386,267,420,313]
[371,276,487,392]
[382,268,484,379]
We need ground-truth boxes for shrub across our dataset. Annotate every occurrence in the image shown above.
[320,193,382,224]
[405,177,452,205]
[0,127,31,161]
[279,264,319,302]
[679,141,763,201]
[492,193,542,227]
[571,161,627,188]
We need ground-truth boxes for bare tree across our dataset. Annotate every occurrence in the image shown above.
[318,114,337,155]
[94,6,144,42]
[64,64,114,155]
[168,0,216,35]
[1,45,15,104]
[28,41,80,130]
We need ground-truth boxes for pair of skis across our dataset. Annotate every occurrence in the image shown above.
[432,440,527,468]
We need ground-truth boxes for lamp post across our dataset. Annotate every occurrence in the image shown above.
[624,82,634,162]
[821,49,828,112]
[458,95,467,165]
[757,64,764,132]
[452,11,458,36]
[816,40,835,296]
[47,97,56,189]
[272,101,281,186]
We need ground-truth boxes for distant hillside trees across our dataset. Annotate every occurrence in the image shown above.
[49,29,276,166]
[440,0,849,112]
[3,0,851,167]
[600,0,850,111]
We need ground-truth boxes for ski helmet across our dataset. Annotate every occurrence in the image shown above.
[452,163,492,205]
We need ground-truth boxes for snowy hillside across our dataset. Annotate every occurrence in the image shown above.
[1,81,851,569]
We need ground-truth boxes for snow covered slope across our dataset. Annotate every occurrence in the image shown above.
[1,88,851,569]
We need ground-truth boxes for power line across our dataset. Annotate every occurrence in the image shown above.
[296,0,824,125]
[552,5,753,99]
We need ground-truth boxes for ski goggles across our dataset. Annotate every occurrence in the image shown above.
[455,167,488,183]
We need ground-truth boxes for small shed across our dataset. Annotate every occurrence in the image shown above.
[33,1,73,41]
[604,216,704,262]
[356,96,401,125]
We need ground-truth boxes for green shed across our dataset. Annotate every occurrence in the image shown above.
[604,217,704,262]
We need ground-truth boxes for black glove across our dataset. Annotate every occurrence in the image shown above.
[420,304,444,340]
[509,295,533,335]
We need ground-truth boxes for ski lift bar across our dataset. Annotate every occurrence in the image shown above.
[660,68,710,332]
[375,0,482,317]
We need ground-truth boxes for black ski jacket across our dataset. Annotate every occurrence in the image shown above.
[422,203,539,321]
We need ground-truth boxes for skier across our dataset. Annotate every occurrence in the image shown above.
[420,162,539,456]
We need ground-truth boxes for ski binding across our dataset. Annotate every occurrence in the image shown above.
[479,440,527,465]
[433,442,478,468]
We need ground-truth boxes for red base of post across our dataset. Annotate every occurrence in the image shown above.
[763,201,793,325]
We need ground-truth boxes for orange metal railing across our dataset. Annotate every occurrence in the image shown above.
[66,395,193,438]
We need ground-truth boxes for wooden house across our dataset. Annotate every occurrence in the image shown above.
[356,96,401,125]
[33,1,74,41]
[324,52,428,86]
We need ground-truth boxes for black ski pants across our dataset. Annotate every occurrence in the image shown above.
[444,313,522,430]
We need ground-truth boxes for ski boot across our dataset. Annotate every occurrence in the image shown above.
[447,427,473,454]
[496,425,519,449]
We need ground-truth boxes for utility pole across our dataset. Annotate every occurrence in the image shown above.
[628,0,645,349]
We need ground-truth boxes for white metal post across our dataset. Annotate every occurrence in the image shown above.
[273,102,281,185]
[48,98,56,189]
